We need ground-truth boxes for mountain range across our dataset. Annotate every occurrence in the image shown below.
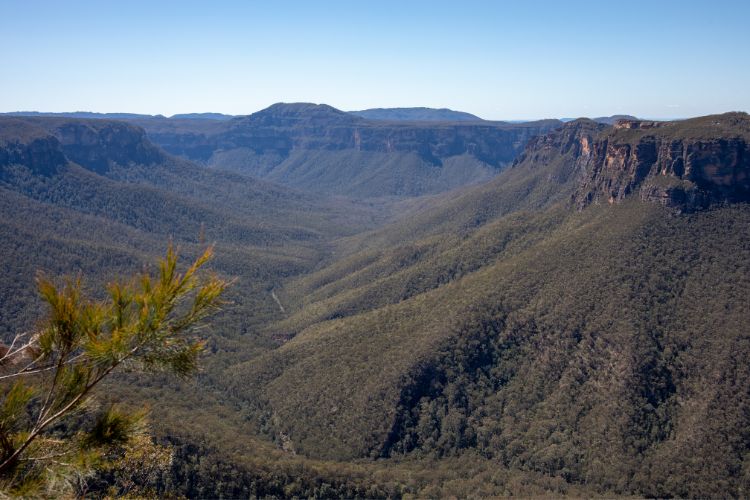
[1,107,748,497]
[349,107,483,121]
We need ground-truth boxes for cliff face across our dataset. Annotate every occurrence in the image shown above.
[557,113,750,211]
[512,118,608,169]
[0,136,67,175]
[39,119,166,173]
[140,103,561,168]
[0,119,67,175]
[140,103,564,197]
[0,117,167,175]
[217,103,561,167]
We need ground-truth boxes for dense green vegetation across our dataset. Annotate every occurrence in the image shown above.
[0,247,225,495]
[2,112,750,497]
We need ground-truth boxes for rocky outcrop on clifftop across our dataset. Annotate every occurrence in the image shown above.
[219,103,562,167]
[37,118,166,173]
[0,117,166,174]
[569,113,750,211]
[0,119,68,175]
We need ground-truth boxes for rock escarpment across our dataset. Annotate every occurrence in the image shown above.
[512,117,608,170]
[4,105,564,198]
[0,117,166,174]
[221,103,560,168]
[135,103,563,197]
[573,113,750,211]
[0,119,67,175]
[33,118,165,173]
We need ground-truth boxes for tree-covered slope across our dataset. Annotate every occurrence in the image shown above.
[0,116,384,341]
[2,112,750,497]
[222,114,750,497]
[5,104,563,198]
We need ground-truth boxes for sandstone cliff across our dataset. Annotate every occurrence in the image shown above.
[222,103,560,168]
[573,112,750,211]
[0,117,166,174]
[0,119,67,175]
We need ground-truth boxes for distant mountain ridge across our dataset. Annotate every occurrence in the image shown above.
[169,112,235,120]
[560,114,639,124]
[3,104,562,197]
[3,111,235,121]
[156,102,562,197]
[349,107,483,121]
[3,111,164,120]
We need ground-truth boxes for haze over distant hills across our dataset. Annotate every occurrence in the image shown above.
[3,110,235,121]
[3,108,641,125]
[4,103,560,198]
[348,107,483,121]
[559,114,639,124]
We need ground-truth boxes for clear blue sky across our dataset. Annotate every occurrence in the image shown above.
[1,0,748,120]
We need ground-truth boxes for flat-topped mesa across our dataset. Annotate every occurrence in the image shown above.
[0,116,167,175]
[223,102,562,166]
[235,102,362,128]
[349,107,483,122]
[573,112,750,211]
[41,119,166,173]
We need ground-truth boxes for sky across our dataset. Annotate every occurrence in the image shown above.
[1,0,748,120]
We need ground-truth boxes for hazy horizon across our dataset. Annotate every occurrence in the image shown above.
[2,0,749,120]
[3,104,745,123]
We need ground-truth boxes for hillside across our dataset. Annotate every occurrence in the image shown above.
[4,105,562,198]
[220,113,750,497]
[143,103,562,197]
[2,112,749,497]
[349,107,483,122]
[0,116,383,342]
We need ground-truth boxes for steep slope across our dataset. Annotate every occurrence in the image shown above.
[209,104,561,197]
[141,103,562,197]
[4,112,750,497]
[349,107,483,122]
[574,112,750,211]
[6,105,562,197]
[0,116,382,342]
[223,114,750,497]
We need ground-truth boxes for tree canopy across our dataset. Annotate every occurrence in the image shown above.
[0,246,227,495]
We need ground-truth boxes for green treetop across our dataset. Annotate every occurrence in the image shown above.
[0,245,228,495]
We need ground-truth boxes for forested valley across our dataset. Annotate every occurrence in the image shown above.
[1,108,749,497]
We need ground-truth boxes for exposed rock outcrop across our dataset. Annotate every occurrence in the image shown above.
[0,119,67,175]
[573,113,750,211]
[0,117,166,174]
[0,117,167,175]
[217,103,561,168]
[39,119,165,173]
[512,118,608,169]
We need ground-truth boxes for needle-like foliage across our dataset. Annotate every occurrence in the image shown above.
[0,245,227,494]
